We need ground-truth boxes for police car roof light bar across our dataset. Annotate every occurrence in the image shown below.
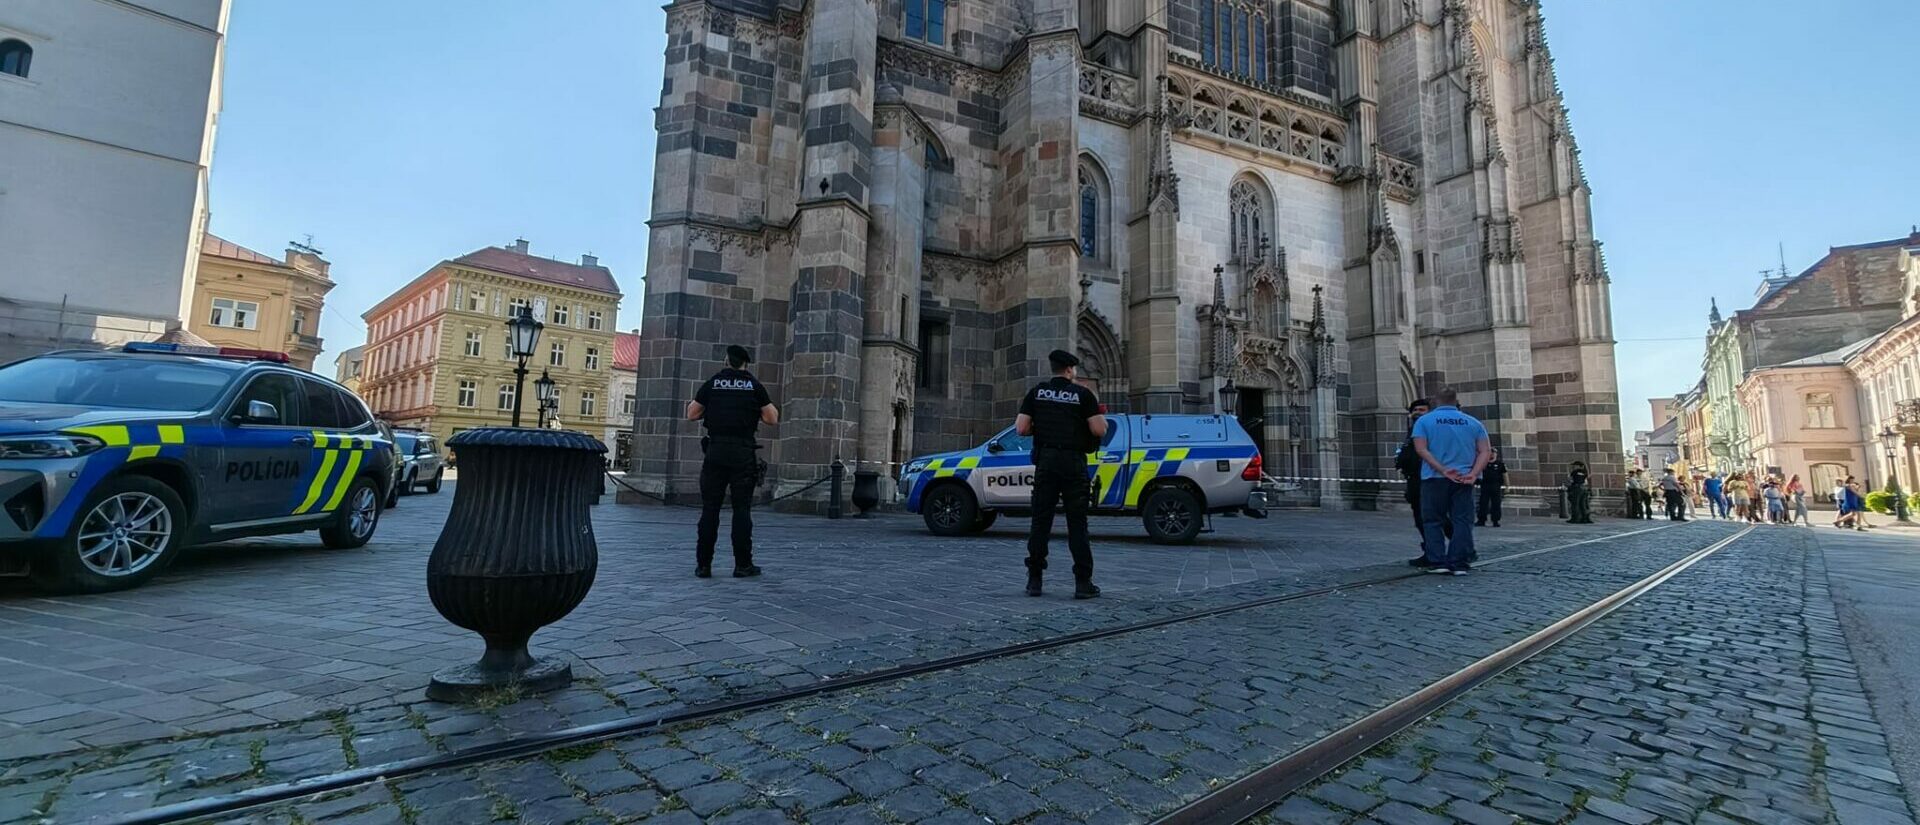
[122,342,291,363]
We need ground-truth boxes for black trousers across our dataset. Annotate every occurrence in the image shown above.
[1027,448,1093,581]
[696,440,757,567]
[1664,490,1685,520]
[1476,487,1503,525]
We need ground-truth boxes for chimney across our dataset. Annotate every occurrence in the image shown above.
[510,238,530,255]
[580,253,599,267]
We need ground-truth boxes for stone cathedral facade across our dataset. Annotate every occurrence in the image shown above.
[631,0,1625,508]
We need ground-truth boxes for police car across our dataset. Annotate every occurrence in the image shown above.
[0,343,396,593]
[900,413,1270,544]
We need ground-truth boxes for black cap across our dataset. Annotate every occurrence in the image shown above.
[726,345,753,366]
[1408,398,1432,412]
[1048,349,1080,370]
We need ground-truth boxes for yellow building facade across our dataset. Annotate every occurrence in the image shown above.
[359,241,622,446]
[189,234,333,369]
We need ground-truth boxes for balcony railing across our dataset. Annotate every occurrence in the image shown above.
[1079,63,1138,121]
[1897,398,1920,429]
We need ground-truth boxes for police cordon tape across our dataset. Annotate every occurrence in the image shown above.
[1261,474,1569,493]
[604,470,835,505]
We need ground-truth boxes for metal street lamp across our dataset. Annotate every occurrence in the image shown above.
[505,306,544,427]
[1218,379,1239,417]
[534,371,557,429]
[1879,426,1909,522]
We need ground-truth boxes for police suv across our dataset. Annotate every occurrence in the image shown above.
[900,413,1270,544]
[0,343,396,593]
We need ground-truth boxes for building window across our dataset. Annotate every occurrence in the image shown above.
[458,380,477,408]
[549,340,566,367]
[508,296,529,318]
[292,309,308,336]
[468,290,486,312]
[465,331,483,357]
[916,320,950,396]
[1229,179,1267,262]
[553,304,571,326]
[497,383,516,410]
[0,40,30,79]
[1080,181,1098,258]
[1805,392,1838,429]
[209,298,259,330]
[905,0,946,44]
[580,391,597,417]
[503,336,515,360]
[584,347,600,370]
[1199,3,1265,81]
[1201,0,1215,65]
[587,310,604,330]
[622,394,636,415]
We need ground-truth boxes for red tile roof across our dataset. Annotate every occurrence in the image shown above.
[202,234,284,266]
[451,246,620,296]
[613,331,640,370]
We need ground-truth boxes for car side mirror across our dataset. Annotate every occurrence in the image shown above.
[987,441,1004,453]
[235,400,279,425]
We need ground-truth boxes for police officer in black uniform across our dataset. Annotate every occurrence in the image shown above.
[1018,350,1108,599]
[686,345,778,578]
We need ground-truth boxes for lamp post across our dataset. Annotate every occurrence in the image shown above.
[505,307,544,427]
[1879,426,1909,523]
[533,371,557,429]
[1218,379,1239,417]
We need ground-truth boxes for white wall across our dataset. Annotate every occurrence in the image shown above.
[0,0,228,355]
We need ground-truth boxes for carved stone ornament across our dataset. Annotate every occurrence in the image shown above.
[878,41,996,92]
[688,223,793,258]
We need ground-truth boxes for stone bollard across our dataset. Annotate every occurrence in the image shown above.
[425,428,604,702]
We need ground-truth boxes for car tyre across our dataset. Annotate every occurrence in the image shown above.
[398,469,416,497]
[922,484,979,537]
[967,510,999,534]
[1142,486,1204,545]
[33,475,186,594]
[425,469,443,494]
[320,477,382,549]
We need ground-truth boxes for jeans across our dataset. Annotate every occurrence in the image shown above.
[1420,478,1476,567]
[1028,448,1094,581]
[696,440,758,568]
[1709,493,1729,519]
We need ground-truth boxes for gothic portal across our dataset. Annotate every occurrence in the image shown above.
[632,0,1625,508]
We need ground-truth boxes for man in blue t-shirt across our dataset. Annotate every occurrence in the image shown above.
[1411,388,1492,574]
[1702,472,1725,519]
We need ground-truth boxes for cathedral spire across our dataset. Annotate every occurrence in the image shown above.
[1709,297,1722,324]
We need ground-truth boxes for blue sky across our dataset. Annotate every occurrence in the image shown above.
[207,1,1919,448]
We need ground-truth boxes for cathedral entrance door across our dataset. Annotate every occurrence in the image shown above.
[1236,388,1275,470]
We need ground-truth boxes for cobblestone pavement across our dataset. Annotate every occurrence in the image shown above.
[0,491,1672,822]
[80,522,1753,825]
[1273,525,1918,825]
[1816,527,1920,817]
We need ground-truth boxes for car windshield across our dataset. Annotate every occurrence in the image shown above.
[0,357,233,410]
[395,433,417,453]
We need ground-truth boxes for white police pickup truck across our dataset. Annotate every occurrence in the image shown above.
[900,414,1269,544]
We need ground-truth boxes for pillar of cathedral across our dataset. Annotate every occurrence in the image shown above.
[858,92,931,498]
[1126,10,1183,414]
[1334,0,1413,489]
[778,0,879,507]
[997,16,1082,417]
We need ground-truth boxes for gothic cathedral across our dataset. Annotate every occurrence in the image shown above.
[632,0,1624,507]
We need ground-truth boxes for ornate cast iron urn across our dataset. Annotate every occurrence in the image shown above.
[426,428,603,702]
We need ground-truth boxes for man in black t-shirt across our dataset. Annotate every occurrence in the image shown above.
[686,345,778,578]
[1017,350,1108,599]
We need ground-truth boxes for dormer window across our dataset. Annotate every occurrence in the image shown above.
[0,40,30,79]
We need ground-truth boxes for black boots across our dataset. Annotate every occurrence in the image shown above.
[733,565,762,578]
[695,564,712,578]
[1025,572,1043,597]
[1074,581,1101,600]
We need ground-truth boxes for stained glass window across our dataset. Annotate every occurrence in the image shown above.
[1201,0,1216,65]
[906,0,946,44]
[1080,184,1099,257]
[1235,9,1250,76]
[1255,19,1268,83]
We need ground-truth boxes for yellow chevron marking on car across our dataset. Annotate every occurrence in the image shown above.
[1095,462,1122,503]
[1125,459,1162,506]
[128,445,161,461]
[295,451,339,514]
[314,431,331,448]
[66,425,131,447]
[157,425,184,445]
[1164,447,1191,462]
[321,450,365,511]
[935,456,981,478]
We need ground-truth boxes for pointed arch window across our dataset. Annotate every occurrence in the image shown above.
[1200,0,1216,65]
[905,0,947,45]
[1080,183,1098,257]
[1229,180,1267,263]
[1199,3,1266,81]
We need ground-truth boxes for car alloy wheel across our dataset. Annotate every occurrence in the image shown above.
[929,492,964,531]
[1152,497,1193,537]
[348,486,378,539]
[76,492,173,578]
